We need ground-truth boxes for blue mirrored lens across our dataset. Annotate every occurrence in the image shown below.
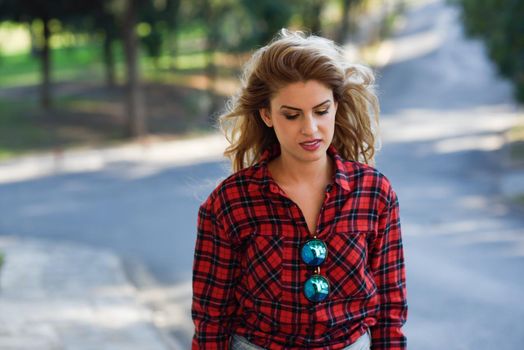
[304,275,330,302]
[301,239,327,266]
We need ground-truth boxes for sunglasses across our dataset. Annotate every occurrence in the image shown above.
[301,238,330,302]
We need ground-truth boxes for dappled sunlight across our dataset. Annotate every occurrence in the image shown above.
[408,241,517,302]
[0,237,170,348]
[152,71,240,96]
[402,219,483,237]
[0,298,164,341]
[381,107,519,145]
[433,134,505,153]
[135,280,193,348]
[0,133,228,184]
[137,280,192,304]
[402,200,524,256]
[457,195,495,210]
[0,22,30,54]
[386,25,442,65]
[452,227,524,247]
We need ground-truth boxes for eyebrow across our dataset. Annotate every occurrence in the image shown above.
[280,99,331,112]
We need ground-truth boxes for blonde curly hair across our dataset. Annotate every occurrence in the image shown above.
[219,29,381,172]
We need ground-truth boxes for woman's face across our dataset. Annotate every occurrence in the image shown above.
[260,80,337,165]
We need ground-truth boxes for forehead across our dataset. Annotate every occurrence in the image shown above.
[271,80,334,108]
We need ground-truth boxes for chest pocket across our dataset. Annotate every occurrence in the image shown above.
[242,232,283,301]
[324,231,377,300]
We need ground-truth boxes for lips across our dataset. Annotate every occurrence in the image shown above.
[300,139,321,146]
[299,139,322,151]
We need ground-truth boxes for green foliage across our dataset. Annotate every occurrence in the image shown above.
[454,0,524,102]
[239,0,294,48]
[138,0,181,60]
[0,251,5,271]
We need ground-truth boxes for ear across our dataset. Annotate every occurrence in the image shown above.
[259,108,273,127]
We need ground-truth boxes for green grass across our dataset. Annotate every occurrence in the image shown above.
[0,26,232,160]
[0,43,126,87]
[0,43,224,88]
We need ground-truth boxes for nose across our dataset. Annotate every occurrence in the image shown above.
[301,113,318,135]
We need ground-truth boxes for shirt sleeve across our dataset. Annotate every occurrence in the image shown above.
[191,196,241,350]
[369,187,408,350]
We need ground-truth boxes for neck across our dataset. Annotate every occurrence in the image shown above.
[271,151,333,187]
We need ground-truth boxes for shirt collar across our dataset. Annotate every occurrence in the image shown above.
[249,143,352,193]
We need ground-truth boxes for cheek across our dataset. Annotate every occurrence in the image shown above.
[321,114,336,130]
[273,122,305,145]
[271,121,292,140]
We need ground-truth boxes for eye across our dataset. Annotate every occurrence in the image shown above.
[316,109,329,115]
[284,114,300,120]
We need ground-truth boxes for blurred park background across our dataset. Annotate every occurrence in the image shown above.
[0,0,405,158]
[1,0,524,349]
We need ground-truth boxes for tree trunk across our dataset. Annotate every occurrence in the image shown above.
[337,0,353,44]
[122,0,146,138]
[204,2,220,118]
[167,0,182,70]
[103,34,116,87]
[41,15,51,110]
[303,0,324,36]
[28,23,39,58]
[310,1,323,35]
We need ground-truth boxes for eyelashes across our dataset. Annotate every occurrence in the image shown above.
[284,109,329,120]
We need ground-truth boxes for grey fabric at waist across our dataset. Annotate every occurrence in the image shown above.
[230,330,371,350]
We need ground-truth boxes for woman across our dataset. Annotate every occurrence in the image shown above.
[192,29,408,350]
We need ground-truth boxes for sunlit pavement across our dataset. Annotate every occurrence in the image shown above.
[0,133,228,185]
[376,0,524,348]
[1,0,524,349]
[0,236,173,350]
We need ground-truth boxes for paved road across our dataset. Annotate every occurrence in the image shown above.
[1,0,523,349]
[376,0,524,348]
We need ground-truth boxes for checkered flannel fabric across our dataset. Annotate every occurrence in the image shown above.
[192,144,407,349]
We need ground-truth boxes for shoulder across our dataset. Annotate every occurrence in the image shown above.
[199,163,262,214]
[338,157,398,206]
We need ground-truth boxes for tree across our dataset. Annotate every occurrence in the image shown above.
[139,0,181,67]
[104,0,149,137]
[299,0,326,35]
[456,0,524,101]
[0,0,58,109]
[121,0,146,137]
[241,0,294,47]
[94,11,120,87]
[336,0,363,44]
[0,0,105,109]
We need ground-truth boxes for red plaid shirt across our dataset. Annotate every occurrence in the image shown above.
[192,144,407,349]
